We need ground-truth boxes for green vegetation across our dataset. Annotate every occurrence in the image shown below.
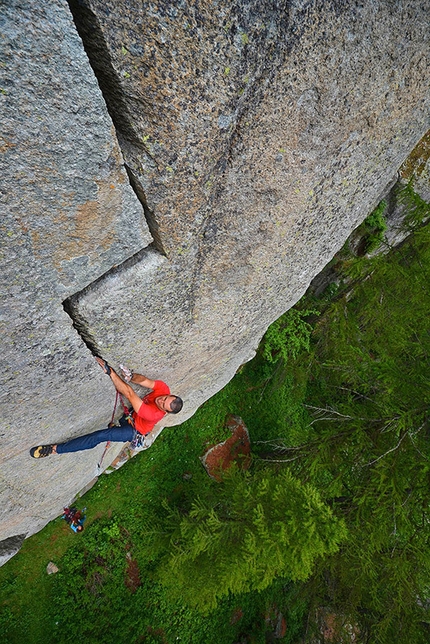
[154,467,346,612]
[360,198,387,253]
[289,220,430,643]
[1,188,429,643]
[398,179,430,230]
[262,307,319,363]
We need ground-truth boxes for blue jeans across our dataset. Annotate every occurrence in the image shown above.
[56,415,135,454]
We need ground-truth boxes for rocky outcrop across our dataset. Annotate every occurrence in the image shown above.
[0,534,27,568]
[201,415,251,481]
[382,131,430,248]
[1,0,429,556]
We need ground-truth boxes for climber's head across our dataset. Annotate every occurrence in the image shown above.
[155,394,183,414]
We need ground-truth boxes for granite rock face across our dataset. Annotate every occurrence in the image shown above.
[0,0,429,556]
[67,0,430,414]
[0,534,27,568]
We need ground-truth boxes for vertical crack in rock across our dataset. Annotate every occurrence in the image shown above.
[67,0,139,146]
[124,164,166,254]
[66,0,163,251]
[64,1,169,349]
[63,296,99,357]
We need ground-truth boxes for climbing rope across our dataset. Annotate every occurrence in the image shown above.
[97,441,112,471]
[97,389,134,471]
[109,389,120,427]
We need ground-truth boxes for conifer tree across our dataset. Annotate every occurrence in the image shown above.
[155,467,347,611]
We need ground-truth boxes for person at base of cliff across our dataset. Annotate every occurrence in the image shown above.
[29,357,183,458]
[62,506,86,533]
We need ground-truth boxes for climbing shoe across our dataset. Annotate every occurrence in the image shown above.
[30,444,55,458]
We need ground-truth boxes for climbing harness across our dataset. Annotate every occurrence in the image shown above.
[130,430,145,450]
[97,388,137,471]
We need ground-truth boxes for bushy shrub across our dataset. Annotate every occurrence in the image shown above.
[262,307,319,363]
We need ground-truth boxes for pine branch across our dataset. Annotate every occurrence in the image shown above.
[363,431,408,467]
[258,455,302,463]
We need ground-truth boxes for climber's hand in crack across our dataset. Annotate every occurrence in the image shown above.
[95,356,144,413]
[95,356,112,375]
[94,357,177,413]
[95,356,156,390]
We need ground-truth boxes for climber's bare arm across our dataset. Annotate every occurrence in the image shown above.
[95,357,144,413]
[129,372,155,389]
[110,370,145,413]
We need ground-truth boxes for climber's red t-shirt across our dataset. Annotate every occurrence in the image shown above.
[132,380,170,435]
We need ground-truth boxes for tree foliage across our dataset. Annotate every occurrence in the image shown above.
[154,467,347,612]
[284,220,430,642]
[262,307,319,363]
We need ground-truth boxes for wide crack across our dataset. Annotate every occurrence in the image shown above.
[66,0,165,256]
[63,1,167,350]
[67,0,139,146]
[124,164,166,254]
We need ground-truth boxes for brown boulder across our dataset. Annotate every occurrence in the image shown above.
[201,415,251,481]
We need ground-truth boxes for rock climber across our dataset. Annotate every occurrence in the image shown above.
[30,357,183,458]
